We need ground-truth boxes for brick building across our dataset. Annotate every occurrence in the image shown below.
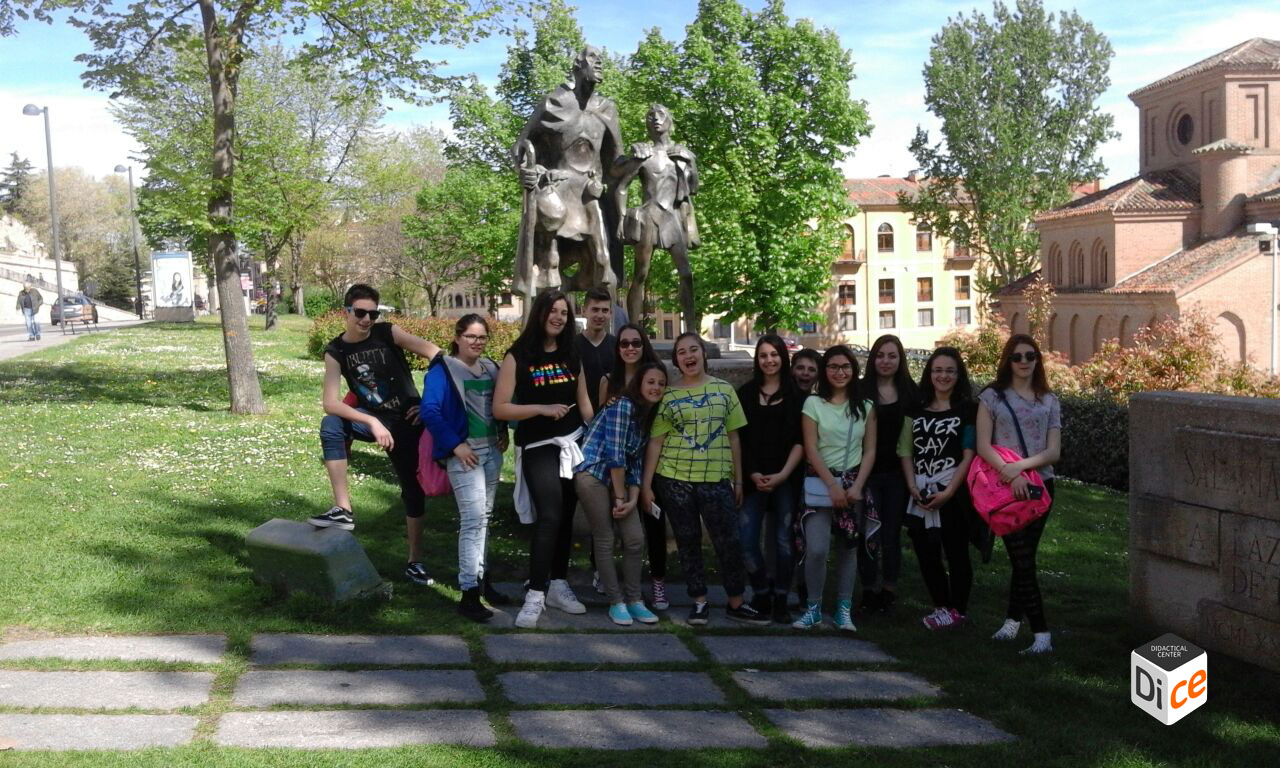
[995,38,1280,369]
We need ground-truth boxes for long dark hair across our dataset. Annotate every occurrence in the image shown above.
[817,345,866,420]
[862,333,917,405]
[918,346,973,408]
[621,361,668,437]
[508,289,578,366]
[606,323,660,399]
[449,313,489,355]
[751,334,794,404]
[992,333,1051,398]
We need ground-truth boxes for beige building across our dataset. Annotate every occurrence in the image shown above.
[995,38,1280,369]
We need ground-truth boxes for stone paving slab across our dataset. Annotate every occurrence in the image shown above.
[0,671,214,709]
[216,710,496,748]
[0,635,226,663]
[484,634,695,664]
[492,581,731,609]
[764,708,1015,748]
[250,634,470,666]
[0,714,199,750]
[701,635,895,665]
[500,671,724,706]
[233,670,483,707]
[732,670,940,701]
[511,710,767,749]
[485,607,664,631]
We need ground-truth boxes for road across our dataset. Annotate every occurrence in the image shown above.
[0,319,149,362]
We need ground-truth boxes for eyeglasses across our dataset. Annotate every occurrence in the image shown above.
[618,339,644,349]
[346,306,380,321]
[826,363,854,373]
[1009,351,1038,363]
[461,333,488,343]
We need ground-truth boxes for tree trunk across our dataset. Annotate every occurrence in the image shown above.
[264,254,279,331]
[288,233,305,316]
[206,270,219,312]
[201,1,266,414]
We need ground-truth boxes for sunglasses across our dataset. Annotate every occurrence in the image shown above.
[1009,351,1038,363]
[618,339,644,349]
[345,305,378,321]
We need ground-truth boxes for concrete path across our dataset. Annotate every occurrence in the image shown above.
[0,630,1013,752]
[0,318,148,362]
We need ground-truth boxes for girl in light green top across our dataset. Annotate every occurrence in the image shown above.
[794,345,878,632]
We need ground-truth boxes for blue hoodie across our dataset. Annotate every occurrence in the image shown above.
[421,354,502,462]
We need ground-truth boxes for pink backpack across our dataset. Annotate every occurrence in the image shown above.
[967,444,1051,536]
[341,391,451,497]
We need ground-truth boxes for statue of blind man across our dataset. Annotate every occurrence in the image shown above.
[513,45,624,317]
[614,104,700,332]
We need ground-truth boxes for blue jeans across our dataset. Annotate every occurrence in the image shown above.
[22,307,39,339]
[447,449,502,590]
[739,487,795,595]
[319,409,425,519]
[858,471,908,590]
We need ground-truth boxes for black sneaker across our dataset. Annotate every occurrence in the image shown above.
[726,602,771,626]
[405,562,434,586]
[308,506,353,531]
[749,591,773,615]
[771,596,793,624]
[457,587,493,623]
[687,601,710,626]
[481,576,512,606]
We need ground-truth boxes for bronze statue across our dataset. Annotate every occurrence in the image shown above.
[513,45,624,317]
[614,104,699,333]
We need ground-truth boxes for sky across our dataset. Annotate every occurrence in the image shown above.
[1,0,1278,189]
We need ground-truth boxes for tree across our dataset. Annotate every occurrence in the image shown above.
[23,0,514,414]
[397,166,519,316]
[901,0,1117,296]
[0,153,34,214]
[14,167,130,286]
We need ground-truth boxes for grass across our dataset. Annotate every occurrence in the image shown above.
[0,316,1276,767]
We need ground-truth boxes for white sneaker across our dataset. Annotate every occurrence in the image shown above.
[545,579,587,614]
[515,589,545,629]
[1020,632,1053,655]
[991,618,1021,641]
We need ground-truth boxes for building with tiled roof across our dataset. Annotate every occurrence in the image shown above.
[995,38,1280,369]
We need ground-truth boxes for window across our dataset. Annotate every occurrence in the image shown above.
[955,306,972,326]
[713,320,730,339]
[915,223,932,252]
[878,279,895,304]
[663,319,673,339]
[878,310,895,329]
[916,277,933,302]
[917,309,933,327]
[841,225,855,261]
[1046,244,1063,285]
[838,283,856,306]
[800,321,818,333]
[1091,240,1109,287]
[454,293,464,308]
[501,291,513,306]
[952,244,970,260]
[955,276,970,300]
[877,222,894,252]
[840,312,857,331]
[1069,242,1085,286]
[1176,113,1194,146]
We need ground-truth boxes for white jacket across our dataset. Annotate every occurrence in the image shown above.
[512,428,584,524]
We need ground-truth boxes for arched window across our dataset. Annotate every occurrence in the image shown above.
[841,225,855,261]
[454,293,464,308]
[1069,242,1085,286]
[915,222,932,252]
[1046,244,1063,285]
[1091,239,1109,286]
[877,223,894,252]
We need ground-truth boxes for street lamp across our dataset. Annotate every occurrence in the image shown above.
[23,104,66,333]
[113,164,145,318]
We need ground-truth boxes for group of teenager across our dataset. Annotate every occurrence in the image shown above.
[309,283,1062,655]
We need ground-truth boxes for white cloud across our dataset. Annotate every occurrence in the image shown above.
[0,87,141,181]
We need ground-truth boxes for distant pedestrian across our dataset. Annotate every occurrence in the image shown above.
[16,282,42,341]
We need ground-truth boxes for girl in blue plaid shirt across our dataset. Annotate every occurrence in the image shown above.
[573,362,668,625]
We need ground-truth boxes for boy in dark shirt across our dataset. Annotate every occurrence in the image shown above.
[309,284,441,586]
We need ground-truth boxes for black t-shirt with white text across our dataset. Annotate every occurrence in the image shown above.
[901,403,976,478]
[325,323,419,421]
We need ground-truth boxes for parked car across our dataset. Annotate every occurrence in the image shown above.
[783,337,802,353]
[49,295,99,326]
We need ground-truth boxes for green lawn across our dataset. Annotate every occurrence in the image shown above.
[0,317,1275,767]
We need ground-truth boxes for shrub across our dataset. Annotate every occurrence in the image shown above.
[1057,392,1129,490]
[307,311,522,371]
[302,289,340,317]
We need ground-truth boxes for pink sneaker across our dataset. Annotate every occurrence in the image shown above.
[923,607,963,630]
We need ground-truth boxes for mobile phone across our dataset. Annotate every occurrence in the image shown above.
[919,493,934,506]
[1027,485,1044,500]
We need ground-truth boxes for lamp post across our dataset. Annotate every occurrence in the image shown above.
[22,104,65,332]
[113,165,145,318]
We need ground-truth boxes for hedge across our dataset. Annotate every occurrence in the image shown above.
[307,311,522,371]
[1057,392,1129,491]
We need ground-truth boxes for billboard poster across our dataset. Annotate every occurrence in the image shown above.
[151,251,195,321]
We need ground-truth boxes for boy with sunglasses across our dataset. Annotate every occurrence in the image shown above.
[310,284,442,587]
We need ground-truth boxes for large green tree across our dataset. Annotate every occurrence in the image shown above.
[901,0,1117,296]
[23,0,513,414]
[0,153,35,214]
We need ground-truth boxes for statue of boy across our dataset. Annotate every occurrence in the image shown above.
[614,104,700,332]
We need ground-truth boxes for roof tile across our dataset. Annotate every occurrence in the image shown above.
[1129,38,1280,99]
[1035,170,1199,223]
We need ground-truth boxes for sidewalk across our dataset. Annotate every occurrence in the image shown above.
[0,318,149,362]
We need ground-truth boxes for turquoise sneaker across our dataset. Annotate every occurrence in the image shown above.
[834,600,856,632]
[608,603,634,626]
[791,601,823,630]
[627,602,660,624]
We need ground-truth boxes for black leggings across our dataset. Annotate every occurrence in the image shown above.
[1002,478,1055,632]
[640,506,667,579]
[521,444,578,593]
[907,494,973,614]
[653,476,745,599]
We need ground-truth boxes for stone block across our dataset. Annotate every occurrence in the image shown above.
[510,710,766,750]
[0,635,225,663]
[232,670,484,707]
[245,518,384,603]
[1129,550,1218,642]
[1174,427,1280,512]
[250,634,470,666]
[732,670,939,702]
[484,634,695,664]
[1130,495,1219,567]
[0,671,214,709]
[499,671,723,706]
[0,714,198,750]
[763,708,1014,748]
[215,710,495,749]
[1199,600,1280,672]
[699,635,894,665]
[1218,512,1280,622]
